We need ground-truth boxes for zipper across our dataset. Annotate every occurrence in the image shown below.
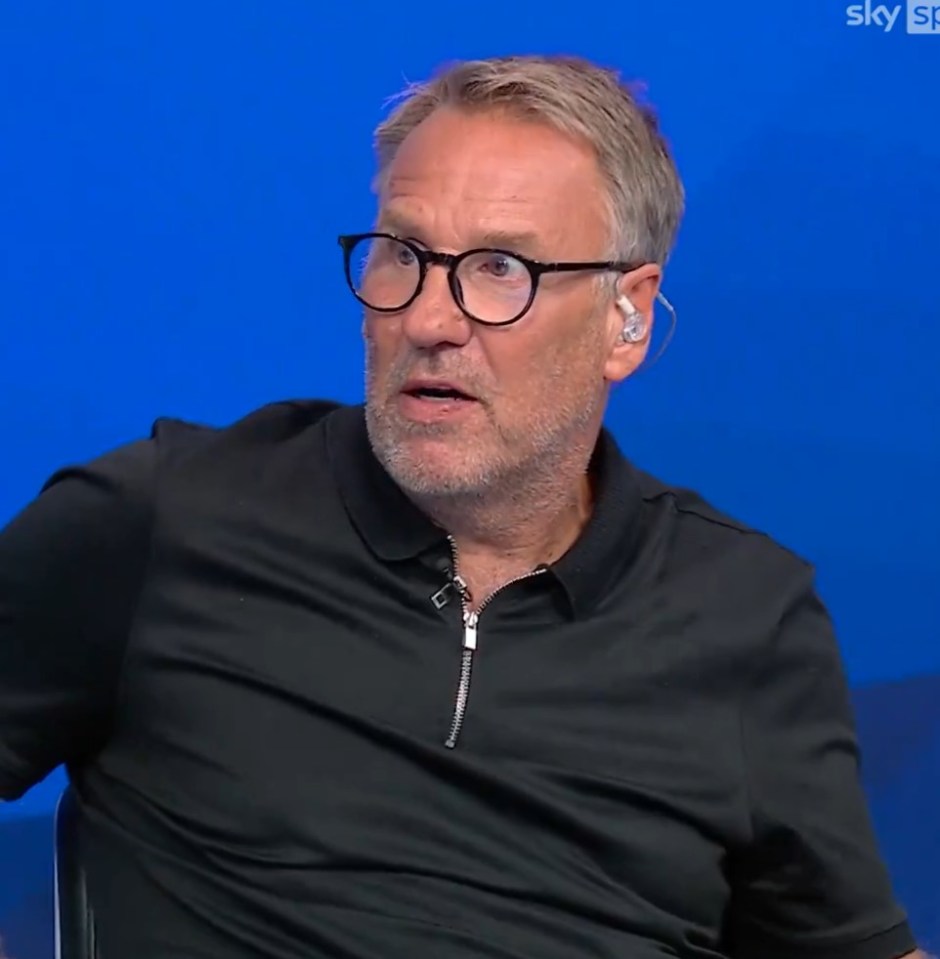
[440,536,546,750]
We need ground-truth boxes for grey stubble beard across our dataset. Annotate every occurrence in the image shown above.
[362,337,606,512]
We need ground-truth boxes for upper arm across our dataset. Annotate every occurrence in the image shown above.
[729,563,917,959]
[0,439,154,800]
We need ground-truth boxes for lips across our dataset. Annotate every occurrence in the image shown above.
[401,379,477,401]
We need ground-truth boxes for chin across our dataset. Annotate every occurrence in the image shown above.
[375,437,501,498]
[385,450,491,499]
[366,404,505,496]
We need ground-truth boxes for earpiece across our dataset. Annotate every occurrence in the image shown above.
[615,295,647,343]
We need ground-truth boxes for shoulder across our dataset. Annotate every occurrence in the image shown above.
[149,397,347,458]
[33,398,343,499]
[140,398,353,529]
[20,399,349,538]
[633,467,815,621]
[142,397,346,483]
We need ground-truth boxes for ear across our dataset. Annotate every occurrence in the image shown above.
[603,264,662,384]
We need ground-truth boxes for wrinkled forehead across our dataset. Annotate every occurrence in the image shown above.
[378,107,610,258]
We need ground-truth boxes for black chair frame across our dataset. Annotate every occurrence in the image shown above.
[54,786,98,959]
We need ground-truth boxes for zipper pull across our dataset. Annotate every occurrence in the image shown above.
[462,610,479,650]
[452,574,472,605]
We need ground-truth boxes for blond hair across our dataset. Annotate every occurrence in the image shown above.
[373,54,685,266]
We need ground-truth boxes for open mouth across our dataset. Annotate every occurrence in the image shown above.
[404,386,476,401]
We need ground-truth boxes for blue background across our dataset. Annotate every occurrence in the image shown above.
[1,1,938,955]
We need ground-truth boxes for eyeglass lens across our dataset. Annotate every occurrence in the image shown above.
[349,234,534,324]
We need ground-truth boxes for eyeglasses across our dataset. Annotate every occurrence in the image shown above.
[338,232,645,327]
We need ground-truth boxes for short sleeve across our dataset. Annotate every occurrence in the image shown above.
[0,438,155,801]
[731,565,918,959]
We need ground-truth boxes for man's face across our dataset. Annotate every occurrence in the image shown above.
[363,106,642,498]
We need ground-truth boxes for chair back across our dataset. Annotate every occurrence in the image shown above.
[54,787,98,959]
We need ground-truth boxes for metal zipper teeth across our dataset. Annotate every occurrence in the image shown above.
[443,536,546,750]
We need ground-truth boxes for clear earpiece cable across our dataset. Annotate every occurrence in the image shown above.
[641,291,678,372]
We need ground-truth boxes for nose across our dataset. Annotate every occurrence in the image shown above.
[399,262,472,350]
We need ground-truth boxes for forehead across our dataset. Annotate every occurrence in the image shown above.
[378,107,609,256]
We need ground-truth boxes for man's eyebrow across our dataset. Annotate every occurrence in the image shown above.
[375,217,546,257]
[474,228,544,255]
[375,212,420,236]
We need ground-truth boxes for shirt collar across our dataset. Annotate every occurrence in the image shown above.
[326,404,644,616]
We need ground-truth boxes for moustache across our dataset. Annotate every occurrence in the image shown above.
[385,360,490,402]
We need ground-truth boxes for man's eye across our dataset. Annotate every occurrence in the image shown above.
[480,253,526,281]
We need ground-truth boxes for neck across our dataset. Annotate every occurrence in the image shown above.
[410,436,599,602]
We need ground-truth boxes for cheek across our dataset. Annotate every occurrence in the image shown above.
[364,317,400,364]
[479,336,565,415]
[497,319,605,404]
[362,313,383,345]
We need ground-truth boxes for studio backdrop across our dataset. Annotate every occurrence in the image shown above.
[1,1,938,956]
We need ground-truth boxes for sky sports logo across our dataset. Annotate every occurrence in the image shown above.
[846,0,940,31]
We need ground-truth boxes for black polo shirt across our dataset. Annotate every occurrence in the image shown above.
[0,399,916,959]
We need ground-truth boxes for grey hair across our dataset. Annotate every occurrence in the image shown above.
[372,54,685,267]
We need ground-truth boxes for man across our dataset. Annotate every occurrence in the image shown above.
[0,54,925,959]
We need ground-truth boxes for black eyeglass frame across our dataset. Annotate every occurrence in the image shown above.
[338,232,646,327]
